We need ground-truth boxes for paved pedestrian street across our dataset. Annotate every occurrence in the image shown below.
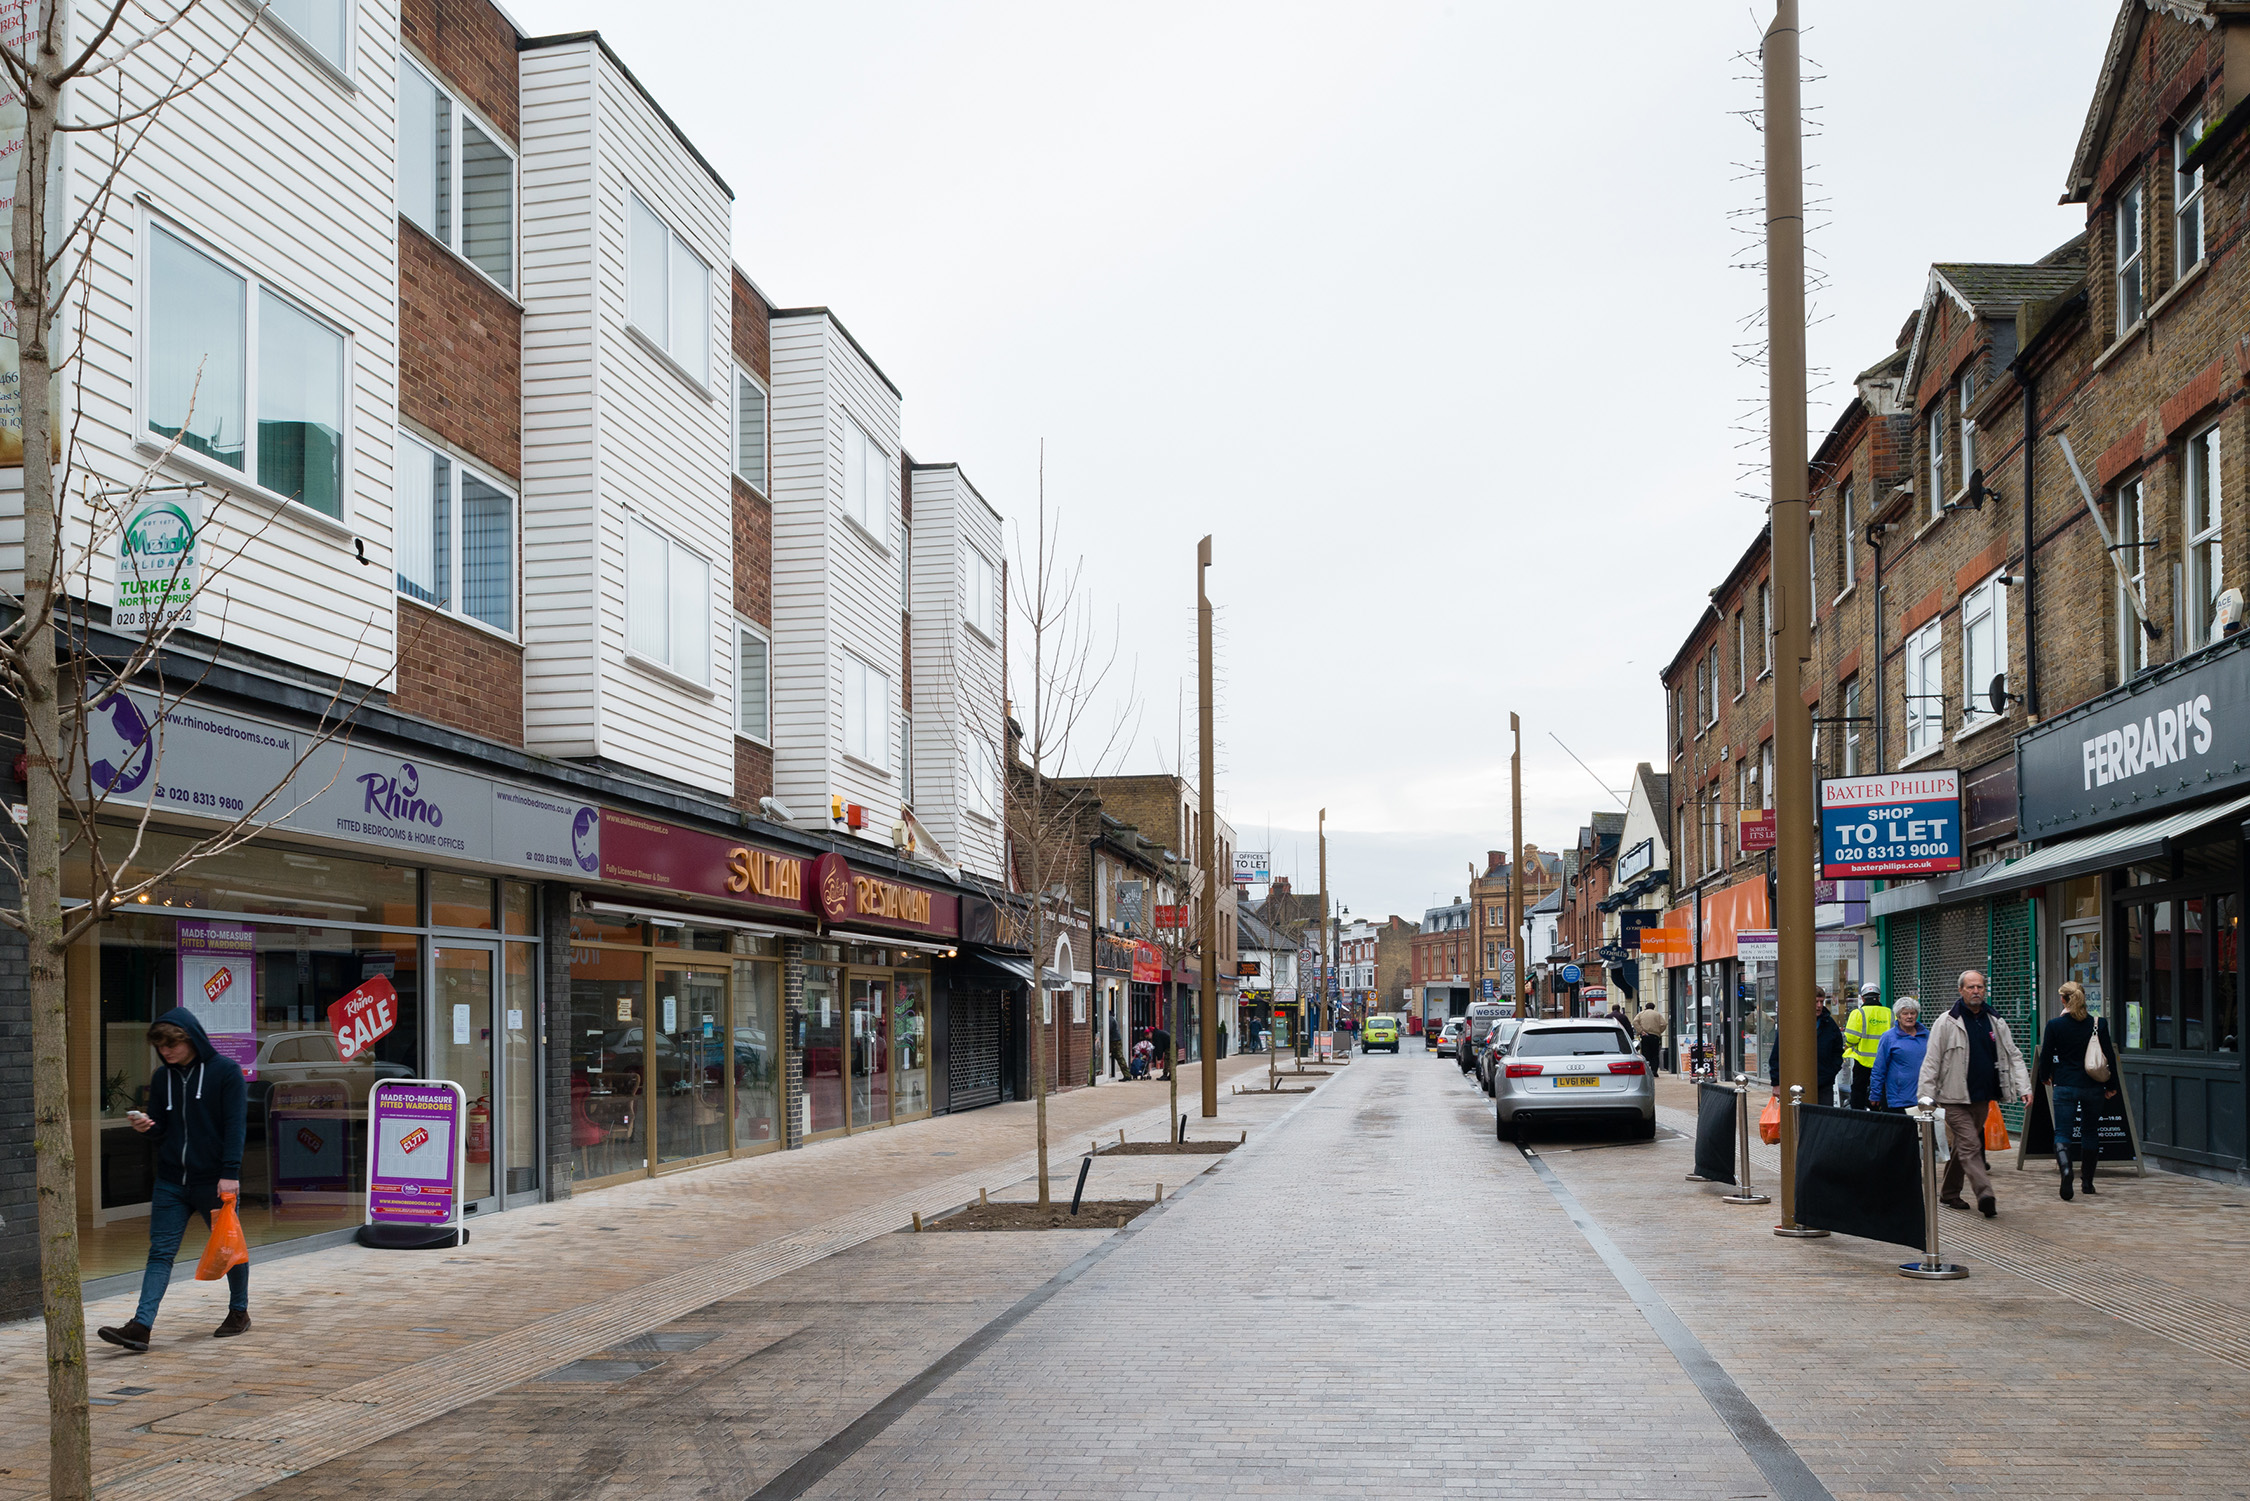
[17,1049,2250,1498]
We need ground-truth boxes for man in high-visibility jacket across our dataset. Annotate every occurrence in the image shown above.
[1841,981,1890,1110]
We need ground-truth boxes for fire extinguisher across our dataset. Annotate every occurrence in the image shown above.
[468,1096,492,1165]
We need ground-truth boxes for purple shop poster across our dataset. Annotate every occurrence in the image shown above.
[177,920,259,1079]
[366,1083,462,1225]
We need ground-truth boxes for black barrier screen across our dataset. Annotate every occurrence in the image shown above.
[1694,1083,1736,1184]
[1793,1103,1925,1250]
[2021,1083,2139,1162]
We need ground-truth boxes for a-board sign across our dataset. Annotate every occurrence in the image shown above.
[1820,770,1962,878]
[365,1080,465,1232]
[1315,1032,1335,1061]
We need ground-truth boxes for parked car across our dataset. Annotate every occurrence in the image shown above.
[1361,1015,1401,1053]
[1477,1019,1523,1094]
[1458,1001,1510,1074]
[1493,1019,1656,1142]
[1435,1016,1468,1059]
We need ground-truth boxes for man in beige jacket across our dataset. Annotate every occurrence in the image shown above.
[1916,969,2032,1217]
[1633,1001,1665,1074]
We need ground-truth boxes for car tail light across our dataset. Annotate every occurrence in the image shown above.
[1505,1063,1543,1078]
[1608,1059,1646,1075]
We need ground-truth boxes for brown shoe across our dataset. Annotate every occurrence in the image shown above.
[212,1309,251,1339]
[96,1320,150,1352]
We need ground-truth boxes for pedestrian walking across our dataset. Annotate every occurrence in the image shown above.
[1108,1012,1128,1080]
[1764,991,1846,1105]
[1217,1020,1229,1059]
[97,1008,251,1351]
[1916,968,2032,1217]
[1842,982,1891,1110]
[1633,999,1665,1074]
[1867,998,1926,1112]
[1150,1024,1173,1081]
[2033,981,2120,1201]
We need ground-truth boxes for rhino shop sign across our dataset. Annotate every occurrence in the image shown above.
[81,690,600,878]
[2016,639,2250,838]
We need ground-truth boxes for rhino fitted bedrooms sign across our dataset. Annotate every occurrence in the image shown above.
[81,690,598,877]
[2016,640,2250,838]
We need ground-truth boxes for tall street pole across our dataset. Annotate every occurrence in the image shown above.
[1765,0,1819,1236]
[1199,536,1220,1117]
[1318,808,1329,1053]
[1511,713,1527,1020]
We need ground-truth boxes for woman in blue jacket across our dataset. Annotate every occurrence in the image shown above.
[1867,997,1928,1111]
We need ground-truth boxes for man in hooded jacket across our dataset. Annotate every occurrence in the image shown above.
[97,1007,251,1350]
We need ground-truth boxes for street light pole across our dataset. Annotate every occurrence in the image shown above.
[1511,712,1527,1020]
[1198,536,1219,1118]
[1764,0,1820,1236]
[1318,808,1329,1054]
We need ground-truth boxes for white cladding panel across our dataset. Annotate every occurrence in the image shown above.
[46,0,403,688]
[905,465,1004,882]
[769,313,904,847]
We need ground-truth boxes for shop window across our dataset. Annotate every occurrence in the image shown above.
[895,972,931,1117]
[429,870,495,930]
[2060,875,2101,923]
[654,966,730,1165]
[68,826,420,928]
[2217,893,2240,1054]
[570,912,645,946]
[2183,898,2210,1051]
[502,881,537,937]
[649,919,730,952]
[568,942,646,1182]
[2184,425,2223,649]
[802,963,845,1135]
[734,958,781,1145]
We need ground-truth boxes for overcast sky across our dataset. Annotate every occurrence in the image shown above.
[507,0,2119,920]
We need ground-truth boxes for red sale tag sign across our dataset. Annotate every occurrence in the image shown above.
[327,974,401,1063]
[203,966,233,1002]
[399,1126,430,1154]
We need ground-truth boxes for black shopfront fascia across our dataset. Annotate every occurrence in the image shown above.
[2015,636,2250,1177]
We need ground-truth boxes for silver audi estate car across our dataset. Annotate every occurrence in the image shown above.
[1494,1019,1655,1142]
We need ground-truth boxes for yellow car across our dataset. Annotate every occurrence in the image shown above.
[1362,1016,1400,1053]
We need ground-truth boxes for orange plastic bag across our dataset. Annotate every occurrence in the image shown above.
[1758,1093,1781,1145]
[196,1193,248,1281]
[1983,1101,2010,1153]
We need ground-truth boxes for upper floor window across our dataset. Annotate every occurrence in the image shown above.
[1958,372,1977,488]
[1757,582,1772,677]
[1960,569,2009,729]
[843,653,889,771]
[732,366,767,492]
[627,193,710,385]
[1732,609,1745,695]
[1760,740,1774,811]
[2185,425,2223,649]
[1926,404,1946,519]
[1841,676,1863,776]
[625,515,711,686]
[2116,477,2151,680]
[395,430,513,633]
[1904,617,1944,757]
[399,56,513,291]
[266,0,350,72]
[843,419,887,538]
[2116,180,2146,334]
[147,223,345,519]
[966,547,997,641]
[2177,112,2207,277]
[1836,481,1856,597]
[1694,658,1707,729]
[736,620,770,742]
[1705,645,1720,724]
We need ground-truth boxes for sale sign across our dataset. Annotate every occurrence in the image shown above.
[366,1081,463,1226]
[328,974,401,1062]
[1820,770,1962,878]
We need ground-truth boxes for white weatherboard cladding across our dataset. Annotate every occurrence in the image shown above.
[905,465,1004,882]
[517,39,734,793]
[30,0,403,688]
[770,313,903,844]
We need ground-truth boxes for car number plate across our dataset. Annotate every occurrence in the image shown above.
[1554,1075,1600,1088]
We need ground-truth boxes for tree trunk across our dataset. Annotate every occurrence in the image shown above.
[18,28,92,1496]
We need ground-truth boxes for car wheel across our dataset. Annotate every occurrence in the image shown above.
[1496,1112,1515,1143]
[1632,1115,1657,1141]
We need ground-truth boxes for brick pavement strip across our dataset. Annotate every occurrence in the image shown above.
[0,1056,1277,1501]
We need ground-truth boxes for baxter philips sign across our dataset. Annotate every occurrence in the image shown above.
[2016,638,2250,838]
[1820,770,1962,879]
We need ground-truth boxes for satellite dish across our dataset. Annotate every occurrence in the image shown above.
[1986,674,2009,717]
[1966,466,1988,510]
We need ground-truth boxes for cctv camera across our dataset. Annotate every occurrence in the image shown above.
[758,796,797,823]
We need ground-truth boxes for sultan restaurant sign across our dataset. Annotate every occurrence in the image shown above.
[599,810,957,936]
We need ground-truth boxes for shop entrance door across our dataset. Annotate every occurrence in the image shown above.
[850,978,890,1127]
[655,965,731,1167]
[433,942,499,1214]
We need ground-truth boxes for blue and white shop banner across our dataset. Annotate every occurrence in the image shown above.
[1820,770,1962,879]
[80,689,600,879]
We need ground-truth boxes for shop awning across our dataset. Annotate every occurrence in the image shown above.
[959,952,1073,989]
[1868,791,2250,918]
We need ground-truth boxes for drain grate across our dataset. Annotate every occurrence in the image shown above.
[534,1358,662,1383]
[608,1329,721,1355]
[109,1386,154,1397]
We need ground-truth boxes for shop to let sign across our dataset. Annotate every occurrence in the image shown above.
[1820,770,1962,878]
[1738,807,1774,850]
[329,973,401,1062]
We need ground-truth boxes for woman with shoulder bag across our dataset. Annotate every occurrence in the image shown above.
[2033,981,2120,1201]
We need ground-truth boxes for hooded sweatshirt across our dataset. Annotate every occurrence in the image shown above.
[143,1006,247,1203]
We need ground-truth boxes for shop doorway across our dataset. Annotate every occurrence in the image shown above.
[655,965,731,1167]
[433,942,501,1215]
[850,976,891,1128]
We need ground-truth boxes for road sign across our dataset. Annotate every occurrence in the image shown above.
[1820,770,1962,878]
[1561,964,1582,985]
[1480,978,1495,999]
[1498,947,1518,997]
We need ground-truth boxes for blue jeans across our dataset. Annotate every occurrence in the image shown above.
[134,1177,247,1327]
[2053,1084,2104,1157]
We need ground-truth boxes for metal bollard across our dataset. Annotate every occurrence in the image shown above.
[1773,1084,1830,1239]
[1899,1095,1968,1280]
[1722,1073,1770,1206]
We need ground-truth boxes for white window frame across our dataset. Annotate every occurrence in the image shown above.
[732,364,768,494]
[138,214,354,528]
[734,619,770,744]
[2177,112,2207,278]
[2117,180,2146,335]
[1842,676,1862,776]
[1837,481,1856,600]
[2185,425,2223,649]
[842,419,889,543]
[393,429,516,637]
[626,191,711,386]
[1706,645,1720,726]
[254,0,356,80]
[842,652,890,773]
[1960,569,2010,730]
[965,547,997,644]
[397,52,516,294]
[1927,405,1946,520]
[1732,610,1745,697]
[1958,373,1976,492]
[1760,740,1775,811]
[1904,617,1944,758]
[1694,659,1707,730]
[623,514,712,688]
[1758,582,1772,678]
[2117,477,2150,680]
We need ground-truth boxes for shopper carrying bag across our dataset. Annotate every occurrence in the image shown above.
[2033,981,2120,1201]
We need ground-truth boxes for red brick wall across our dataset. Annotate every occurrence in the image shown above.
[732,478,770,624]
[400,0,520,143]
[392,599,525,745]
[399,223,521,480]
[734,737,772,807]
[731,270,770,385]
